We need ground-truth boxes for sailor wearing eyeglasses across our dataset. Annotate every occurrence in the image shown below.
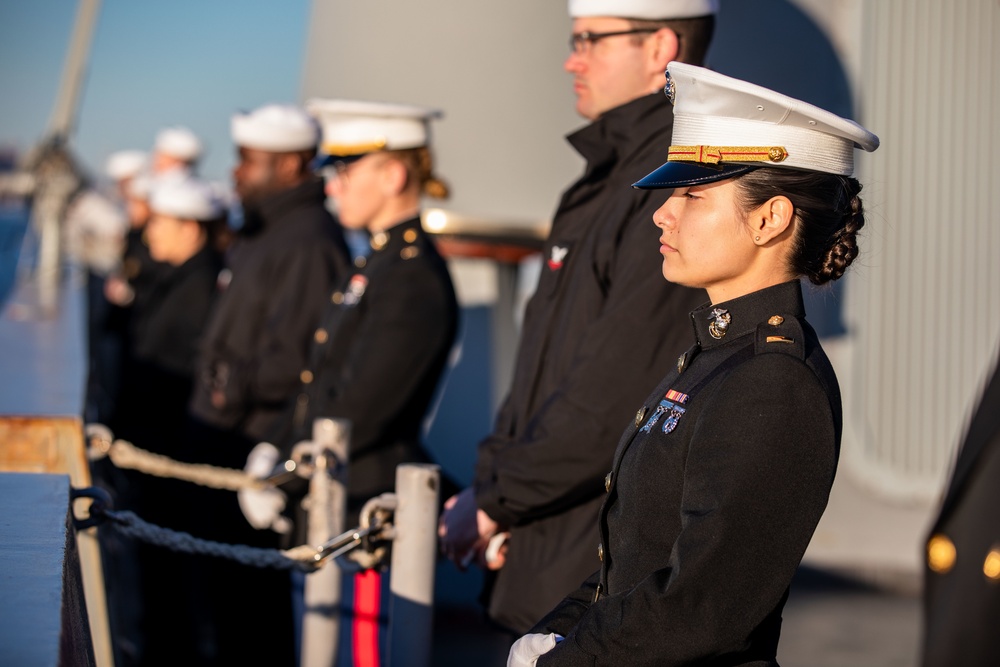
[438,0,721,637]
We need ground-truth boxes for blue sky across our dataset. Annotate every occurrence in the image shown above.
[0,0,311,182]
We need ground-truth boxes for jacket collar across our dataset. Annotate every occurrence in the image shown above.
[368,215,422,253]
[567,92,673,169]
[689,280,806,349]
[242,178,326,235]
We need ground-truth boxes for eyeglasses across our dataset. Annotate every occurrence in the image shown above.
[321,158,365,184]
[568,28,658,55]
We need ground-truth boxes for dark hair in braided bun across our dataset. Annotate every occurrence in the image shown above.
[734,168,865,285]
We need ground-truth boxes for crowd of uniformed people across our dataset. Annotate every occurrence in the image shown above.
[71,0,998,666]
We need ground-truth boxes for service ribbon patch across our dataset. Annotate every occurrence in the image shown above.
[640,389,688,434]
[344,274,368,306]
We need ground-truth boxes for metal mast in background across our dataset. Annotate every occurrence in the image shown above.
[21,0,102,315]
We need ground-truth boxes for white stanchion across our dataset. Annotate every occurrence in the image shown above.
[386,463,440,667]
[300,418,349,667]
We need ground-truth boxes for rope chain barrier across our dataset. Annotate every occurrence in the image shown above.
[79,425,397,572]
[72,489,396,573]
[85,424,267,492]
[102,508,320,572]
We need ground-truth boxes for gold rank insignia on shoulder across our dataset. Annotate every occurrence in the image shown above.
[984,547,1000,580]
[768,315,784,326]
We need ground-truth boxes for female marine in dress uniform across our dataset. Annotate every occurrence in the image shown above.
[238,100,459,667]
[509,63,879,666]
[288,99,458,524]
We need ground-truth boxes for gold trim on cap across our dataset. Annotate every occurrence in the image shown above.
[322,137,388,156]
[668,145,789,165]
[927,534,957,574]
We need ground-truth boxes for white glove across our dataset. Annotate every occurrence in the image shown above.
[238,442,291,534]
[507,633,561,667]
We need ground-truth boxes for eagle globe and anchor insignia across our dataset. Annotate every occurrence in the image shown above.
[708,307,731,339]
[640,389,689,435]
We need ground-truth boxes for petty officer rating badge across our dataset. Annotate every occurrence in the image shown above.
[640,389,689,434]
[547,245,569,271]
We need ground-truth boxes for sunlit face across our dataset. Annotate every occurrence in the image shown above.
[653,179,758,294]
[152,152,189,175]
[324,154,392,231]
[232,146,280,203]
[126,197,151,229]
[146,214,189,264]
[564,17,657,120]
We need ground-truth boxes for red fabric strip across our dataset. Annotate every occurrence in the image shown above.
[353,569,382,667]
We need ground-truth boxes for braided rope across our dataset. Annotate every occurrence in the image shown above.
[102,509,319,572]
[94,439,265,491]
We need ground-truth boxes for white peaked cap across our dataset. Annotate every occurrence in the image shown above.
[569,0,718,19]
[230,104,320,152]
[306,99,443,160]
[634,62,879,189]
[105,150,147,181]
[154,126,203,162]
[149,177,223,221]
[126,173,154,200]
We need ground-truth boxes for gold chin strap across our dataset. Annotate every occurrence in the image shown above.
[668,145,789,165]
[321,137,388,156]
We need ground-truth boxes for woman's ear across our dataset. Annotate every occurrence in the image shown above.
[750,195,794,245]
[380,158,409,196]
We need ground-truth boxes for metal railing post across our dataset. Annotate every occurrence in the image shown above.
[386,464,440,667]
[300,418,349,667]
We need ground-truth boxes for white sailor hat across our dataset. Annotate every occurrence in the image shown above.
[306,99,442,167]
[634,62,879,189]
[154,126,203,162]
[126,173,154,200]
[569,0,718,19]
[149,177,223,221]
[231,104,319,152]
[105,150,147,181]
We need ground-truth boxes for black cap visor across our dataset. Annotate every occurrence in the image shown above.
[632,160,755,190]
[312,152,367,170]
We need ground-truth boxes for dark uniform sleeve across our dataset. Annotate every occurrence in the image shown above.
[535,355,838,666]
[475,203,703,527]
[322,262,454,457]
[240,245,335,407]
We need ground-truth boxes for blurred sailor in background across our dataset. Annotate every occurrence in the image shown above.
[236,99,460,665]
[439,0,717,635]
[77,149,146,424]
[111,176,225,665]
[185,103,350,666]
[150,125,203,178]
